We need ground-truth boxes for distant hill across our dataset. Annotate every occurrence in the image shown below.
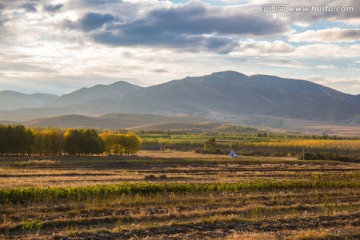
[0,120,17,125]
[0,91,58,111]
[47,81,141,108]
[128,122,222,131]
[1,71,360,129]
[23,113,206,129]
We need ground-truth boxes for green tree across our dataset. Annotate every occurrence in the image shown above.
[64,129,82,155]
[64,129,104,155]
[82,129,105,155]
[32,128,65,156]
[204,137,217,152]
[0,124,33,156]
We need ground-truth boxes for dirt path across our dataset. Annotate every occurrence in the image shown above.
[137,150,297,161]
[137,150,222,159]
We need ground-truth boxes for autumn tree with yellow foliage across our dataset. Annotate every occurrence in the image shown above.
[99,132,142,156]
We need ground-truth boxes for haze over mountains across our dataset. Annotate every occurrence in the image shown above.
[0,91,58,111]
[23,113,206,130]
[1,71,360,130]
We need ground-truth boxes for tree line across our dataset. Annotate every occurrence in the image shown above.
[0,124,142,156]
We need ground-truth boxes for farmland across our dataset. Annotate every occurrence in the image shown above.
[0,150,360,239]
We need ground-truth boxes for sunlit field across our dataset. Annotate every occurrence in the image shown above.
[1,151,359,239]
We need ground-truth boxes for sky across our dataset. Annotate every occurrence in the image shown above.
[0,0,359,95]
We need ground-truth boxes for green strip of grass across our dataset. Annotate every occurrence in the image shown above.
[1,179,360,205]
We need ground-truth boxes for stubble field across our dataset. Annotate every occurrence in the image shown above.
[0,151,360,239]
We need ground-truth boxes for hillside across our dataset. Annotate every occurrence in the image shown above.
[1,71,360,128]
[23,113,207,129]
[47,81,141,108]
[128,122,222,131]
[0,91,58,111]
[112,71,360,122]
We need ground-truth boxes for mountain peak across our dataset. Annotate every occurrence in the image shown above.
[110,80,140,87]
[47,80,141,108]
[210,70,247,78]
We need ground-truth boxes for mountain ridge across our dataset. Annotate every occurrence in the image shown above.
[1,71,360,127]
[0,90,58,111]
[47,81,141,108]
[22,113,206,129]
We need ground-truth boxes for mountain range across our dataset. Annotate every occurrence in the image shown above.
[0,90,58,111]
[1,71,360,131]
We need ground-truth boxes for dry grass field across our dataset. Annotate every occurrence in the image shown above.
[0,151,359,239]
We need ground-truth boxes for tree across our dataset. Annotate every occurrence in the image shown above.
[99,132,117,155]
[0,125,141,157]
[204,137,217,151]
[32,128,65,156]
[0,124,33,156]
[124,133,142,155]
[64,129,104,155]
[100,132,142,156]
[82,129,105,155]
[64,129,82,155]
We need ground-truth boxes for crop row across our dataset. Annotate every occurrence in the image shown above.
[1,180,360,204]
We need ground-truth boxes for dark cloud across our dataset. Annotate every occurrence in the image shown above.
[80,0,122,6]
[74,2,287,52]
[110,3,286,36]
[144,4,284,35]
[66,0,132,18]
[0,4,6,26]
[44,3,63,13]
[21,2,37,12]
[79,12,116,32]
[93,31,237,53]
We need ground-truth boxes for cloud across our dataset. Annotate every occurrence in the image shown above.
[43,4,63,13]
[289,28,360,43]
[93,31,238,53]
[0,61,58,73]
[70,1,287,52]
[230,39,295,56]
[140,2,285,36]
[315,64,337,69]
[296,44,360,58]
[21,2,37,12]
[298,75,360,94]
[79,0,123,6]
[229,39,360,58]
[79,12,116,32]
[256,58,309,69]
[153,69,168,73]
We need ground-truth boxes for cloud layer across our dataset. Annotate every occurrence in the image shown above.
[289,28,360,43]
[70,1,287,52]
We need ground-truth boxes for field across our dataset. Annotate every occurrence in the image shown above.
[0,150,360,239]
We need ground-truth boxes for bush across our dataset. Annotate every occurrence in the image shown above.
[144,175,157,180]
[297,152,351,161]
